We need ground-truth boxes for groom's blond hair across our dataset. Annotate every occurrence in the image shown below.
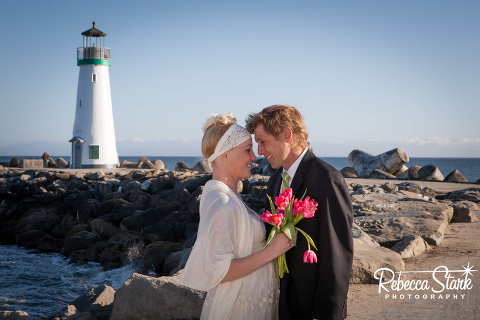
[245,105,309,149]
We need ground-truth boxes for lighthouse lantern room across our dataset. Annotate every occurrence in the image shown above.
[70,22,118,169]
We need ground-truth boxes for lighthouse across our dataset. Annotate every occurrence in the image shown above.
[70,22,118,169]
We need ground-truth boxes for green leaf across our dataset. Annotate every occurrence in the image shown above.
[281,223,297,245]
[267,194,276,215]
[264,228,277,249]
[300,188,308,201]
[295,227,318,251]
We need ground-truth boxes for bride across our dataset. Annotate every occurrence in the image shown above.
[179,113,293,320]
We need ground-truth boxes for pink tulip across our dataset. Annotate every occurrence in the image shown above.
[271,213,284,228]
[303,250,317,263]
[293,198,306,217]
[259,211,273,223]
[301,197,318,218]
[275,195,290,210]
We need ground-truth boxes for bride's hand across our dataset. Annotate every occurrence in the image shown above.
[266,232,294,259]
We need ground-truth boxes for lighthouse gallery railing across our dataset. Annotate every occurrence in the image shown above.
[77,47,111,60]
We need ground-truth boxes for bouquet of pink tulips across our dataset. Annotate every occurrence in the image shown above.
[259,180,318,282]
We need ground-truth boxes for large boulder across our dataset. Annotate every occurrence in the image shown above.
[354,211,449,247]
[174,161,191,172]
[350,239,405,284]
[447,188,480,203]
[110,272,205,320]
[89,218,121,238]
[444,170,468,183]
[348,148,409,178]
[152,159,165,170]
[340,167,358,178]
[49,284,115,320]
[141,241,183,274]
[61,231,106,257]
[121,209,163,231]
[192,161,212,174]
[417,164,444,181]
[141,222,176,243]
[450,201,479,223]
[390,235,430,259]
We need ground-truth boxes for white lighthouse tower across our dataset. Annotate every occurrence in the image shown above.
[70,22,118,169]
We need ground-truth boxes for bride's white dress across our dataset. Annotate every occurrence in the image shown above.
[179,180,279,320]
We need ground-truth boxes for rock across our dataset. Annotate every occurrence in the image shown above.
[351,223,380,247]
[381,182,398,192]
[56,158,69,169]
[38,234,64,252]
[90,218,121,238]
[396,169,410,180]
[392,165,408,177]
[141,241,183,274]
[417,164,444,181]
[64,312,94,320]
[476,179,480,184]
[451,201,479,223]
[350,239,405,284]
[0,311,32,320]
[85,241,108,262]
[354,211,449,247]
[340,167,358,178]
[174,161,191,172]
[51,284,115,320]
[447,188,480,203]
[110,272,205,320]
[119,160,137,169]
[163,248,191,276]
[56,172,71,180]
[47,158,58,168]
[152,159,165,170]
[141,222,176,243]
[150,172,176,193]
[368,169,396,179]
[348,148,409,178]
[61,231,106,257]
[94,181,115,196]
[192,160,212,173]
[121,209,163,232]
[86,171,105,181]
[444,170,468,183]
[390,235,430,259]
[9,157,20,168]
[137,157,149,163]
[16,230,46,247]
[123,181,142,194]
[66,224,91,239]
[407,165,422,179]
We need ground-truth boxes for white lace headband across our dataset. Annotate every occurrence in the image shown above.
[207,123,252,163]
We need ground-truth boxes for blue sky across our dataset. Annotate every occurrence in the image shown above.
[1,0,479,158]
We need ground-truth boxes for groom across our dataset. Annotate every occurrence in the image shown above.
[246,105,354,320]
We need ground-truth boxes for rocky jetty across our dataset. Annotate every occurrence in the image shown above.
[342,148,476,183]
[1,156,479,320]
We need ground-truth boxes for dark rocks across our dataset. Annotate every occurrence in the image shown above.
[16,230,46,247]
[141,222,176,243]
[141,241,183,274]
[61,231,106,257]
[447,188,480,203]
[451,201,478,223]
[444,170,468,183]
[121,209,163,231]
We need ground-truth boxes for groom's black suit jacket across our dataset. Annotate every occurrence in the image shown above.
[266,149,354,320]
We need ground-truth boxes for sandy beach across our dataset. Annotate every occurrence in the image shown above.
[347,211,480,319]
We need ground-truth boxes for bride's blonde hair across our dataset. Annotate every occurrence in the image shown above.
[201,113,236,159]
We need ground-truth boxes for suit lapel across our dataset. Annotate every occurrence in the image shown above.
[290,149,316,197]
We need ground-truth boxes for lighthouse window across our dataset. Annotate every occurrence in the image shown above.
[92,74,97,82]
[89,145,99,159]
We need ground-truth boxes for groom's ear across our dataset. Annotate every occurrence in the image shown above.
[282,127,293,144]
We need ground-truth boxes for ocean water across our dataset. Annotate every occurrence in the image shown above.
[1,156,478,182]
[0,245,139,319]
